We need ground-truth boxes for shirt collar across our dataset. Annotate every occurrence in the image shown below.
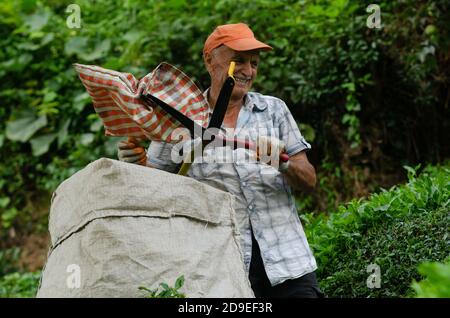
[203,88,267,113]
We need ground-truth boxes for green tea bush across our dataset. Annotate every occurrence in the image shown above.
[412,258,450,298]
[0,271,41,298]
[0,246,40,298]
[302,163,450,297]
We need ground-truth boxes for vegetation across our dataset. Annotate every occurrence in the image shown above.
[0,0,448,298]
[0,271,40,298]
[302,164,450,297]
[0,246,40,297]
[0,248,21,277]
[139,276,186,298]
[412,258,450,298]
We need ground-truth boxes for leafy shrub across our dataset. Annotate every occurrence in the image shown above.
[139,275,186,298]
[412,258,450,298]
[302,163,450,297]
[0,271,41,298]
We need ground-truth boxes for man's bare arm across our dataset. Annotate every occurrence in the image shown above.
[282,151,317,193]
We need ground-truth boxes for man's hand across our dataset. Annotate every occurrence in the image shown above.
[117,137,147,166]
[256,137,316,192]
[256,136,286,168]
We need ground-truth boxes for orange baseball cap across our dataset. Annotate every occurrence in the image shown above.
[203,23,272,56]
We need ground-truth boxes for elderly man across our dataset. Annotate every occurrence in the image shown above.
[117,23,323,298]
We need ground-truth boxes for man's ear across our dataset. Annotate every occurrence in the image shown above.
[204,52,213,74]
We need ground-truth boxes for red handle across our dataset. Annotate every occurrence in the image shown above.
[280,153,289,162]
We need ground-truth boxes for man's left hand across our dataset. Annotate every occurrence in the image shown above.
[256,136,286,169]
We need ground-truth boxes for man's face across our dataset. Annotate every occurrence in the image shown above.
[205,45,260,100]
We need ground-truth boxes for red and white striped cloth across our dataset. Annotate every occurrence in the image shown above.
[73,62,209,142]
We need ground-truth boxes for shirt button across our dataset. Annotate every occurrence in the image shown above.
[242,181,247,187]
[248,204,254,210]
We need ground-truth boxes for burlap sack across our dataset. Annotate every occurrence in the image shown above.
[37,158,254,298]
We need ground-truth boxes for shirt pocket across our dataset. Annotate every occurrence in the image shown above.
[257,164,286,193]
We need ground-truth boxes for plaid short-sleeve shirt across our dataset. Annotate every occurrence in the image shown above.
[147,91,317,286]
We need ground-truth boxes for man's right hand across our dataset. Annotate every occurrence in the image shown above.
[117,137,147,166]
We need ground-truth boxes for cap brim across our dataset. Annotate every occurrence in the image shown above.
[224,38,272,52]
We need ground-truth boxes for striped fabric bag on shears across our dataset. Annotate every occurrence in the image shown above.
[73,62,209,142]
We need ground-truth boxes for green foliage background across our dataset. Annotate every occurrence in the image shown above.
[0,0,449,298]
